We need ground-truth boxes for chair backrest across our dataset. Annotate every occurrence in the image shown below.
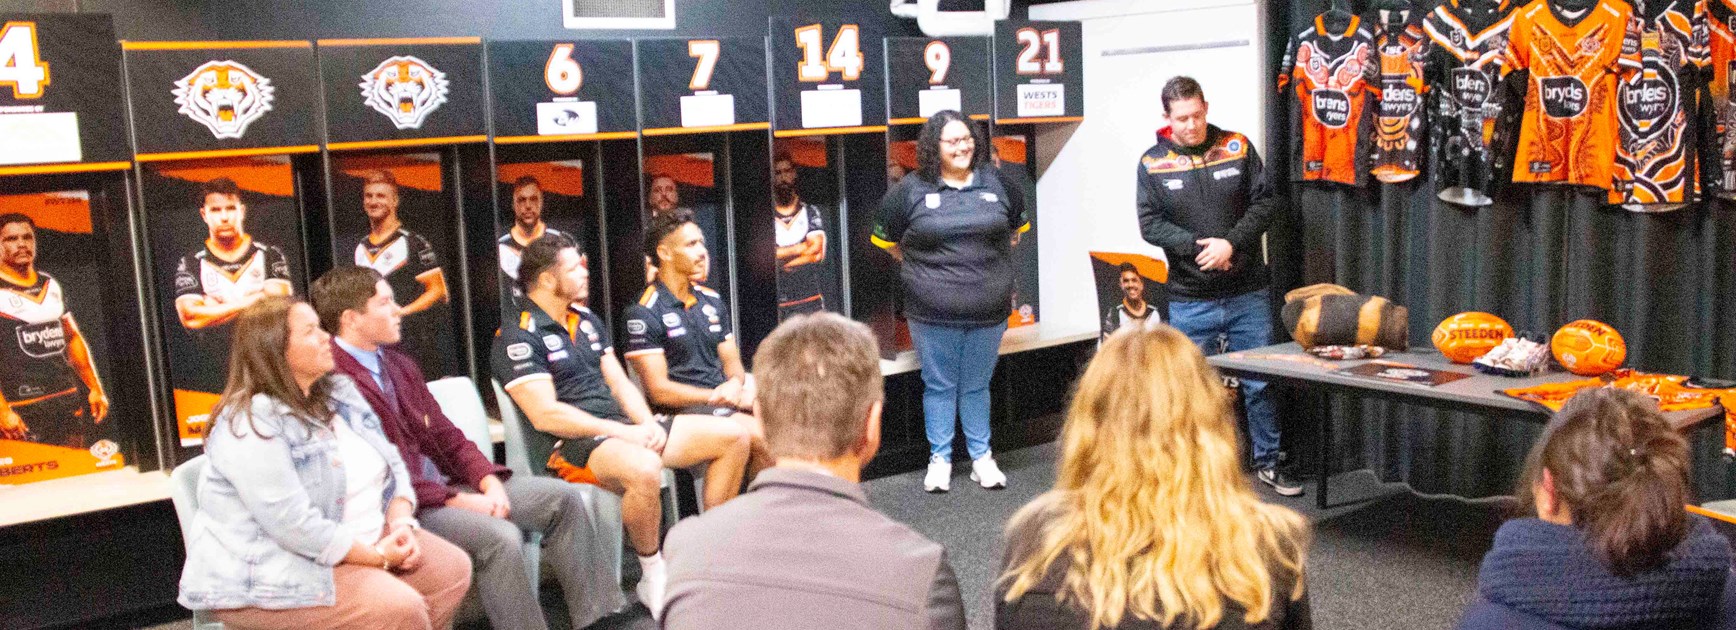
[491,379,536,477]
[168,455,208,553]
[426,376,495,464]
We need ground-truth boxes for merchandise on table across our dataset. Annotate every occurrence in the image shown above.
[1279,283,1409,350]
[1471,336,1552,376]
[1431,311,1514,363]
[1551,319,1626,376]
[1308,344,1389,360]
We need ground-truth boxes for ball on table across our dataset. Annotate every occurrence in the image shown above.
[1432,312,1514,363]
[1551,319,1625,376]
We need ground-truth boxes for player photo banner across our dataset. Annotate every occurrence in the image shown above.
[317,38,486,150]
[0,14,130,174]
[330,152,465,379]
[993,20,1084,123]
[141,157,305,447]
[0,190,129,484]
[494,158,599,315]
[123,41,321,160]
[995,134,1041,329]
[885,36,992,124]
[769,17,887,135]
[635,37,769,134]
[644,150,731,305]
[771,137,843,321]
[488,39,637,142]
[1089,251,1169,343]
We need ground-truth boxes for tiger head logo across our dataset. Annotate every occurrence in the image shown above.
[359,55,449,130]
[173,61,274,139]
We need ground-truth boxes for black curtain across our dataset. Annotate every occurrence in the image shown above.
[1270,0,1733,500]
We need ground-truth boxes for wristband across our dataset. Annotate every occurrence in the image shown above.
[392,517,420,531]
[373,542,390,571]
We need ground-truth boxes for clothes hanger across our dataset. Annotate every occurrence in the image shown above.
[1322,0,1357,32]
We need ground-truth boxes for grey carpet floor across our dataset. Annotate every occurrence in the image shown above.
[143,441,1513,630]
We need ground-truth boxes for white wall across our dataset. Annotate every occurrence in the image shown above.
[1028,0,1267,335]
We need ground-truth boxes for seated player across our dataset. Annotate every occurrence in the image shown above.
[623,209,769,472]
[493,234,751,619]
[311,266,624,629]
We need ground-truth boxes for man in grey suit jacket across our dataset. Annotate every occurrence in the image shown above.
[661,312,966,630]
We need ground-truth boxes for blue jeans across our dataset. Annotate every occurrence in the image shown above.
[910,320,1006,462]
[1168,289,1281,469]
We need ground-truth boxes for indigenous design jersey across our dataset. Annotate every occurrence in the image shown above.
[0,272,80,409]
[1503,0,1643,189]
[1611,0,1710,209]
[173,238,291,306]
[1279,13,1379,186]
[773,202,827,306]
[1705,0,1736,197]
[1501,369,1736,454]
[1374,10,1431,183]
[1425,0,1516,204]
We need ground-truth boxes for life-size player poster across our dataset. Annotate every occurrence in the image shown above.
[644,150,730,302]
[493,158,597,314]
[994,134,1040,329]
[1090,251,1168,343]
[771,137,843,321]
[329,152,464,379]
[144,157,305,447]
[0,191,125,484]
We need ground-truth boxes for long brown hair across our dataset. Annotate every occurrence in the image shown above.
[212,296,332,438]
[1518,387,1691,577]
[1000,326,1308,629]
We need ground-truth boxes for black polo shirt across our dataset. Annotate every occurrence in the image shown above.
[872,166,1029,327]
[622,280,732,389]
[492,304,625,427]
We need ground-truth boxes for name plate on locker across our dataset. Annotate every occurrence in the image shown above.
[537,100,598,135]
[681,92,737,127]
[0,112,82,165]
[1016,83,1065,118]
[918,88,962,118]
[800,86,863,128]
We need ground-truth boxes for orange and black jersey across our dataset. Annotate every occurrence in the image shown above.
[0,271,82,409]
[1279,13,1379,186]
[1611,0,1709,209]
[354,228,441,311]
[1424,0,1516,205]
[1502,0,1643,190]
[1373,9,1431,183]
[1704,0,1736,197]
[172,238,291,305]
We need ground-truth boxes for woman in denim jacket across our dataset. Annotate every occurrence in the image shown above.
[178,297,472,630]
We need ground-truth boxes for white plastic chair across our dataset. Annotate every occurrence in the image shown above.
[168,456,224,630]
[426,376,543,598]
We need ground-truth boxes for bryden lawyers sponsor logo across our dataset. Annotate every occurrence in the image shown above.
[1380,80,1419,119]
[1311,89,1352,128]
[1540,76,1590,118]
[17,320,66,358]
[173,61,275,139]
[1620,62,1677,137]
[360,56,450,130]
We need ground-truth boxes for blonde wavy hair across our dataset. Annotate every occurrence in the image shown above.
[1000,325,1309,629]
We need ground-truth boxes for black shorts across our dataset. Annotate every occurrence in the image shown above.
[552,414,676,469]
[16,388,90,449]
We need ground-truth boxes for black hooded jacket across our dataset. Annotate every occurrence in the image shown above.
[1135,124,1276,300]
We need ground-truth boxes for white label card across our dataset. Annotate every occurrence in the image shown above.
[1015,83,1065,118]
[0,112,81,166]
[681,92,737,127]
[800,88,863,128]
[918,88,962,118]
[537,101,599,135]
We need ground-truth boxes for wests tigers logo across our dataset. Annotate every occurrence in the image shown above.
[359,56,449,130]
[173,61,275,139]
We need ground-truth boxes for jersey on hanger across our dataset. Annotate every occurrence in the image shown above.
[1423,0,1516,205]
[1374,10,1432,183]
[1704,0,1736,197]
[1611,0,1709,209]
[1503,0,1643,190]
[1279,13,1380,186]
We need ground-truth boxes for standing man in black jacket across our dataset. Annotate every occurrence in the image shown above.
[1136,76,1301,496]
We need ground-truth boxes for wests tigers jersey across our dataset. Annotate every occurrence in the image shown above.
[355,228,441,310]
[1705,0,1736,197]
[1503,0,1643,189]
[1612,0,1710,209]
[172,238,291,306]
[0,272,80,407]
[1279,13,1379,186]
[1374,10,1431,183]
[774,202,827,303]
[1424,0,1515,205]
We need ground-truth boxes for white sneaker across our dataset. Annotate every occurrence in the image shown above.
[970,454,1008,489]
[636,553,667,620]
[924,458,951,493]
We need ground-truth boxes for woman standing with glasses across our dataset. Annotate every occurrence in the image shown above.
[872,109,1029,493]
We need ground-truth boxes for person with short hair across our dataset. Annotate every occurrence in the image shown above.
[772,151,832,319]
[662,312,967,630]
[352,170,451,375]
[499,176,566,302]
[493,234,751,619]
[997,325,1311,630]
[1460,388,1734,629]
[1103,262,1157,342]
[179,296,472,630]
[874,110,1028,493]
[1137,76,1298,496]
[311,265,624,629]
[0,213,109,448]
